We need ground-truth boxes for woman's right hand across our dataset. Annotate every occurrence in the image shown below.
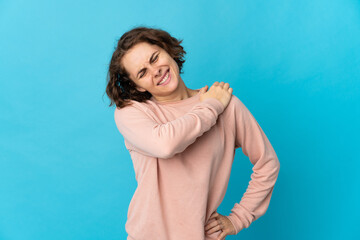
[199,82,233,108]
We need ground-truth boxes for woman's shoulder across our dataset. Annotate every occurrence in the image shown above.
[115,99,153,112]
[228,93,249,111]
[114,99,159,123]
[222,93,241,112]
[219,93,250,121]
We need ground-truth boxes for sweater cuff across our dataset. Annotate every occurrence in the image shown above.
[224,215,238,235]
[201,98,225,115]
[226,204,254,235]
[226,214,243,235]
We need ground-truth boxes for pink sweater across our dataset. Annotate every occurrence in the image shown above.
[114,88,280,240]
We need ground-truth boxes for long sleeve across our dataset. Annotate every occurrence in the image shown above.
[114,97,225,159]
[226,96,280,234]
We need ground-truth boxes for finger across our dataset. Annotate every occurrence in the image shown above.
[228,87,233,94]
[216,230,228,240]
[206,225,222,235]
[206,223,222,235]
[213,81,219,86]
[206,213,219,224]
[205,218,216,227]
[204,219,219,231]
[223,82,230,90]
[218,82,225,87]
[209,211,219,219]
[200,85,208,93]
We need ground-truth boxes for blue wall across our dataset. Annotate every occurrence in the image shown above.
[1,0,359,239]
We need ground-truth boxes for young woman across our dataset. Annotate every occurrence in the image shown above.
[105,26,280,240]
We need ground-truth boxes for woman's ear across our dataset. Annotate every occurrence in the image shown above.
[136,86,147,92]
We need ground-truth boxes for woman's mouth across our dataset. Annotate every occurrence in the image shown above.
[157,70,170,86]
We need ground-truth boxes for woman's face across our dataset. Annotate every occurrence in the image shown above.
[121,42,181,99]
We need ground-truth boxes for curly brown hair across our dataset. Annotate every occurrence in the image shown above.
[105,26,187,109]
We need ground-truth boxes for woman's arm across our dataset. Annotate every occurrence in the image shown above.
[114,97,225,159]
[226,96,280,234]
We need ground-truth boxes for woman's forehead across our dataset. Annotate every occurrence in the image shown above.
[131,42,160,55]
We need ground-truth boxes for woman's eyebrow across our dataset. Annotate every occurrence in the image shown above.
[136,51,159,79]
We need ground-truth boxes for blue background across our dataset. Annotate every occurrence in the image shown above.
[1,0,359,239]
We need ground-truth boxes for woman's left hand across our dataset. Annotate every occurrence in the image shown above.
[204,210,236,240]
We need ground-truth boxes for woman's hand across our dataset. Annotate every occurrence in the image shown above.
[204,210,236,240]
[199,81,233,108]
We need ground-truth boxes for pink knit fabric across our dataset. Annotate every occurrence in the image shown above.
[114,88,280,240]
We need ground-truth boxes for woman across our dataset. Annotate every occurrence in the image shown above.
[105,26,280,240]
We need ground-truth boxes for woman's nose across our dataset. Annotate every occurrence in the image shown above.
[150,67,162,78]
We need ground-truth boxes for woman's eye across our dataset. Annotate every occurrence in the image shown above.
[151,54,159,63]
[139,54,159,78]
